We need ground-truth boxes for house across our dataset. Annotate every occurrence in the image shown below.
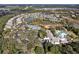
[16,17,22,25]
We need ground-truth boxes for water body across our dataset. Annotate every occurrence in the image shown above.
[27,25,41,30]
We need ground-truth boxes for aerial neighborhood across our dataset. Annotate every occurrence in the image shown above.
[0,4,79,54]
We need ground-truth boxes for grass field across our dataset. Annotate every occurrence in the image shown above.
[0,14,15,34]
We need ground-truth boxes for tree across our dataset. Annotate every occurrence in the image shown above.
[50,45,61,54]
[38,30,46,38]
[27,42,34,51]
[34,46,44,54]
[70,42,79,53]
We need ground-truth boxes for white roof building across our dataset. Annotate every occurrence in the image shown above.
[43,30,68,44]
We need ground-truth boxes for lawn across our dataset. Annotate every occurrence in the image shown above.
[0,14,15,34]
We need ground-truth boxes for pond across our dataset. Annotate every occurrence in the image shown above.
[27,25,41,30]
